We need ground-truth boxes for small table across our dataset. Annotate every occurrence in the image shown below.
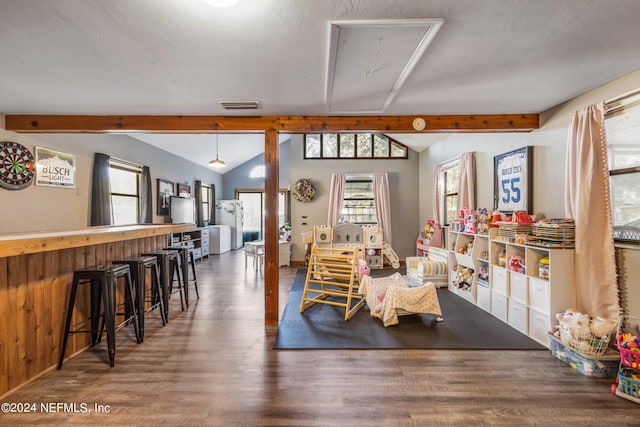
[244,240,291,267]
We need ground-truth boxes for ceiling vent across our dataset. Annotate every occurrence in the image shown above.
[219,100,262,110]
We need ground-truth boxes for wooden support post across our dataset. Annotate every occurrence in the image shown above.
[264,129,279,327]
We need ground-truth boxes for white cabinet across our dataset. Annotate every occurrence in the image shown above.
[200,227,210,259]
[210,225,232,254]
[447,226,575,348]
[279,240,291,267]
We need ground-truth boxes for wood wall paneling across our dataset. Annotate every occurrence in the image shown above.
[0,257,8,394]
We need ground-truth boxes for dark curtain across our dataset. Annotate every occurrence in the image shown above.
[139,166,152,224]
[210,184,216,225]
[195,180,204,228]
[90,152,112,226]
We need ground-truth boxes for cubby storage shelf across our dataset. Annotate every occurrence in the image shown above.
[169,227,210,261]
[447,227,575,348]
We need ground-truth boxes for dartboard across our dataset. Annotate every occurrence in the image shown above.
[0,141,35,190]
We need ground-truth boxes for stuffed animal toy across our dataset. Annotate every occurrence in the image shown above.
[357,258,370,277]
[453,267,474,290]
[568,312,592,341]
[508,255,525,273]
[556,308,593,350]
[590,317,617,338]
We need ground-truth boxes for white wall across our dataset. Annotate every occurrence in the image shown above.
[289,134,421,262]
[0,130,223,233]
[419,69,640,223]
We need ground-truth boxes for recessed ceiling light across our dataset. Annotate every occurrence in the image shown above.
[204,0,240,8]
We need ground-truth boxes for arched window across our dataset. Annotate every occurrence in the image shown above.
[249,165,265,178]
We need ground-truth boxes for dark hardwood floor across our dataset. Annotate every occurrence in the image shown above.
[1,250,637,426]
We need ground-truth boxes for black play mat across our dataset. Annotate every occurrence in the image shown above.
[273,269,546,350]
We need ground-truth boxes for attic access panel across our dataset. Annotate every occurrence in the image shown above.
[326,19,443,114]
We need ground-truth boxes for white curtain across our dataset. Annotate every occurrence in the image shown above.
[432,164,442,226]
[457,152,476,211]
[373,172,392,245]
[327,173,345,227]
[565,102,620,320]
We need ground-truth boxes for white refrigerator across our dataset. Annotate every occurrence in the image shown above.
[215,200,244,249]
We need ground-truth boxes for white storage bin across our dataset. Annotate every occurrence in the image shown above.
[491,291,508,322]
[509,272,527,304]
[529,308,550,347]
[492,266,508,295]
[476,285,491,313]
[508,299,528,334]
[528,277,550,314]
[458,287,475,304]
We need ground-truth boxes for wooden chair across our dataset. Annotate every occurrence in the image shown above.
[299,246,364,321]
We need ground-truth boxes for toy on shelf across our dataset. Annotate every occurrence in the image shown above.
[463,208,477,234]
[508,255,525,273]
[456,241,473,255]
[453,267,474,291]
[497,249,507,267]
[477,261,489,286]
[539,256,550,279]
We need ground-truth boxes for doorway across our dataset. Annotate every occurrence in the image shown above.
[237,190,289,241]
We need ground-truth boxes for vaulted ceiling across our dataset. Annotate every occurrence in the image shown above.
[2,0,640,169]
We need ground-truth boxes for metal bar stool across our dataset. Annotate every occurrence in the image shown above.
[164,245,199,308]
[112,255,167,341]
[58,264,140,369]
[141,249,184,319]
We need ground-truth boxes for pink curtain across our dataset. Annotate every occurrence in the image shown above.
[327,173,345,227]
[373,173,392,244]
[457,152,476,211]
[565,102,620,320]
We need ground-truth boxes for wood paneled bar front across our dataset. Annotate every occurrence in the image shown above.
[0,224,194,397]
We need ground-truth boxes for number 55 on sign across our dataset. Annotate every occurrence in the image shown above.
[493,146,533,213]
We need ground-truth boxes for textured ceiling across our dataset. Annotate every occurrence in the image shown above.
[1,0,640,167]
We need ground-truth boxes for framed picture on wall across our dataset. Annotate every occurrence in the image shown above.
[177,183,191,197]
[157,178,174,215]
[493,146,533,213]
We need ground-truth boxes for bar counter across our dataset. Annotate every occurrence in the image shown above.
[0,224,194,397]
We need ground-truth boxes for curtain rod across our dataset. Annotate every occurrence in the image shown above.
[604,87,640,116]
[109,156,144,170]
[605,87,640,105]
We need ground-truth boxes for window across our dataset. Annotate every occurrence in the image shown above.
[304,133,408,159]
[236,190,289,240]
[201,184,211,224]
[440,160,460,225]
[109,159,141,225]
[249,165,265,178]
[341,175,377,225]
[605,92,640,228]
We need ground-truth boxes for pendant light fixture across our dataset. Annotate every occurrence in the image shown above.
[208,134,226,169]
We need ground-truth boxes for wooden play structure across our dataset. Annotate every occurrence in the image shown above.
[299,246,365,321]
[307,222,400,269]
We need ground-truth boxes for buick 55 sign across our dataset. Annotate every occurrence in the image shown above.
[494,146,533,213]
